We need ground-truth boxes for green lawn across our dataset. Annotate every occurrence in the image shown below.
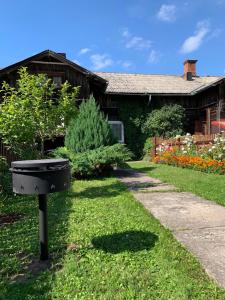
[1,176,225,299]
[128,161,225,206]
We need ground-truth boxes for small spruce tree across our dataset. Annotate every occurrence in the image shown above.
[65,96,115,152]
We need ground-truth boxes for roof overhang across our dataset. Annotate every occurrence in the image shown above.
[104,91,191,96]
[0,50,107,86]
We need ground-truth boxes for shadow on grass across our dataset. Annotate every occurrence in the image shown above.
[68,182,126,200]
[131,166,156,174]
[92,230,158,253]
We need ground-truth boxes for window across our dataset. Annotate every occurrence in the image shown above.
[108,121,124,143]
[53,76,62,87]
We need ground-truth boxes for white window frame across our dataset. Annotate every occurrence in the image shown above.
[108,120,124,143]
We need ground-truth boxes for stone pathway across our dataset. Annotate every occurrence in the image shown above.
[116,168,225,288]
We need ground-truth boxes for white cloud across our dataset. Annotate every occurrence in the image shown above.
[126,36,152,50]
[78,48,91,55]
[122,29,152,50]
[157,4,176,22]
[90,54,113,70]
[122,29,130,38]
[116,59,133,69]
[148,50,160,64]
[180,20,210,54]
[121,61,133,68]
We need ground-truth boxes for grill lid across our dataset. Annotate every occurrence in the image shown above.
[11,159,69,170]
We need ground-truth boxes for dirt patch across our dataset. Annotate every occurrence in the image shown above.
[0,213,23,226]
[10,252,60,284]
[9,244,82,284]
[67,242,81,252]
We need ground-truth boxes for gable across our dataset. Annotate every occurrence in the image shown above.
[0,50,107,98]
[0,50,105,82]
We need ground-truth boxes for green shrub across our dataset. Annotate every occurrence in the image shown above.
[143,104,186,138]
[0,156,12,195]
[52,144,132,178]
[65,96,115,153]
[143,138,153,161]
[118,100,149,159]
[0,67,79,159]
[51,147,73,161]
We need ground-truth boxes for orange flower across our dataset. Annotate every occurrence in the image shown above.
[154,152,225,175]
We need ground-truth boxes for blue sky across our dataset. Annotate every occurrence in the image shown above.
[0,0,225,75]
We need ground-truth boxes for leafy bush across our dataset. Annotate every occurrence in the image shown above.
[52,144,132,178]
[65,96,115,153]
[51,147,72,161]
[143,138,153,161]
[0,156,12,195]
[118,100,149,159]
[143,104,186,138]
[0,67,79,159]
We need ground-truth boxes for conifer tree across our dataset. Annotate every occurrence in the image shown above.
[65,96,115,152]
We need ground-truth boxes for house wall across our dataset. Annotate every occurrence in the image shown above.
[1,56,225,139]
[0,62,92,100]
[96,93,198,134]
[194,83,225,134]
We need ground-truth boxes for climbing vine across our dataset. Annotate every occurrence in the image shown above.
[118,99,151,159]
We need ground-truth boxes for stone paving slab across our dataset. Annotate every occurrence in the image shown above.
[115,169,177,192]
[136,192,225,230]
[175,227,225,287]
[116,168,225,288]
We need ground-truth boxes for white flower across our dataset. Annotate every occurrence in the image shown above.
[208,149,212,152]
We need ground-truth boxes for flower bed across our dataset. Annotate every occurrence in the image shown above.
[154,133,225,175]
[154,151,225,174]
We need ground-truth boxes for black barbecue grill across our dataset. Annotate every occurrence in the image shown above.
[10,158,70,260]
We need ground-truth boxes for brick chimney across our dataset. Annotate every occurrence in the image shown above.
[183,59,198,80]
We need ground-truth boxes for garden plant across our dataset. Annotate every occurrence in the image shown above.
[0,67,79,159]
[154,133,225,174]
[54,97,132,178]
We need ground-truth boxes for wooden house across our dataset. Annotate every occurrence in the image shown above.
[0,50,225,146]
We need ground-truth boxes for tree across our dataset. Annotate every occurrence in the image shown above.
[143,104,186,138]
[65,96,115,153]
[0,67,79,158]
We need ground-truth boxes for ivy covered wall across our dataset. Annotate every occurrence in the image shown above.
[117,96,152,159]
[101,94,191,159]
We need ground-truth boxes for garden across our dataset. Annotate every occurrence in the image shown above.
[1,70,225,299]
[153,133,225,175]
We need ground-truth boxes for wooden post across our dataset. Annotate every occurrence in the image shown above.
[206,108,211,135]
[177,138,181,151]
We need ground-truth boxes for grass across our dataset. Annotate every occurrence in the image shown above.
[1,176,225,299]
[128,161,225,206]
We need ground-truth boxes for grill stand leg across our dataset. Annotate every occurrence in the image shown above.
[38,194,48,260]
